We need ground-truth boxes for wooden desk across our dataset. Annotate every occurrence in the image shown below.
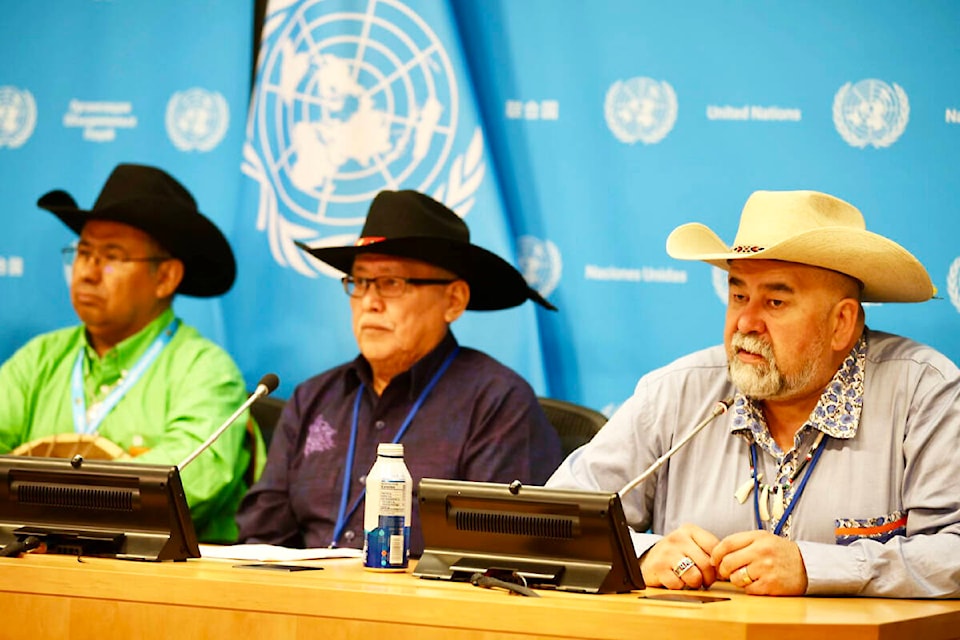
[1,554,958,640]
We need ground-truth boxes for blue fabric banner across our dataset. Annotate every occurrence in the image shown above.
[450,0,960,412]
[0,0,252,353]
[228,0,547,398]
[2,0,959,415]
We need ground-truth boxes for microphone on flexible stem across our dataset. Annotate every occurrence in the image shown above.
[618,397,733,499]
[178,373,280,470]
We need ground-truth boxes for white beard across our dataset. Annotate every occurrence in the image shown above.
[727,333,820,401]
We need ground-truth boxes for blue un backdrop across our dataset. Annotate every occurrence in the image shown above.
[1,0,958,415]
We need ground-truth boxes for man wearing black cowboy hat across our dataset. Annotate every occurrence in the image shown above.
[236,190,562,554]
[0,163,263,543]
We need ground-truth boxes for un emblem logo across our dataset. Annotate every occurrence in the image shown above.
[166,88,230,152]
[833,79,909,149]
[244,0,485,277]
[948,257,960,314]
[604,77,677,145]
[518,236,562,299]
[0,86,37,149]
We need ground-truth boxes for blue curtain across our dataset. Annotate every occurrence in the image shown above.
[3,0,958,413]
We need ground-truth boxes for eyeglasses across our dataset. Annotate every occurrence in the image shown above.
[341,275,457,298]
[62,245,172,271]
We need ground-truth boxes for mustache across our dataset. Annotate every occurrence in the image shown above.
[730,333,775,361]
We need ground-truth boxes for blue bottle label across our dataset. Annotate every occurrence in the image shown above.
[362,514,410,569]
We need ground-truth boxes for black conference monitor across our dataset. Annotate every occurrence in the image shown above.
[415,479,644,594]
[0,454,199,561]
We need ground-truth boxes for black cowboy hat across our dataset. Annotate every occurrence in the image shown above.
[37,163,236,297]
[296,190,556,311]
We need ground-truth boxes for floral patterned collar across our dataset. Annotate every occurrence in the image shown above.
[729,331,867,451]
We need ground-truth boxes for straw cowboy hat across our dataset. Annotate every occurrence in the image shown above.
[297,189,556,311]
[37,163,236,297]
[666,190,934,303]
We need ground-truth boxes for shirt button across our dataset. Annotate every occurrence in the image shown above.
[375,420,386,430]
[358,474,366,485]
[343,530,356,541]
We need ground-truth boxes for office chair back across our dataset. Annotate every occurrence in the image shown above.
[249,395,286,449]
[243,395,287,486]
[537,397,608,457]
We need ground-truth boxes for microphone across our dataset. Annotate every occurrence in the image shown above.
[618,397,733,498]
[178,373,280,470]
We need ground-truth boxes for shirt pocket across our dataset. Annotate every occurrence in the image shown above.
[834,510,906,545]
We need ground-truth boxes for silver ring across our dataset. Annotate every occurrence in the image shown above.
[737,566,753,586]
[672,556,695,578]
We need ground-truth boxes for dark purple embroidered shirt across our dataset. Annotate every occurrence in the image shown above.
[236,331,562,554]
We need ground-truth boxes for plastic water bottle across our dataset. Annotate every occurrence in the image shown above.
[362,442,412,571]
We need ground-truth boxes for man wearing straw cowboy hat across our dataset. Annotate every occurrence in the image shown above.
[0,163,262,543]
[549,190,960,598]
[236,189,562,554]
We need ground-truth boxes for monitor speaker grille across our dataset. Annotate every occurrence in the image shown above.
[454,509,575,539]
[15,482,135,511]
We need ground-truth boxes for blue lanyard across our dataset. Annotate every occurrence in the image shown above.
[750,438,827,536]
[330,347,459,547]
[71,318,180,435]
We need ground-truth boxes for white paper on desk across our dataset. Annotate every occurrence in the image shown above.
[199,543,362,562]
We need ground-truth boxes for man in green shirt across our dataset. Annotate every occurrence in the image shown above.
[0,163,263,542]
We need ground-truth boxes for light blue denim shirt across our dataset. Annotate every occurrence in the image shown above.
[548,329,960,598]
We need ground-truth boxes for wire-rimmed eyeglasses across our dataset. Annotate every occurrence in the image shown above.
[341,275,457,298]
[61,244,172,271]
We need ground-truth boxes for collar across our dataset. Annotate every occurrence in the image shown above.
[347,330,460,400]
[82,308,177,369]
[730,331,867,444]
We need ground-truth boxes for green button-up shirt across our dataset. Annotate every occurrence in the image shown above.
[0,308,264,542]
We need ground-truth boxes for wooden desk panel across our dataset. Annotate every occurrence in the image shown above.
[2,554,958,640]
